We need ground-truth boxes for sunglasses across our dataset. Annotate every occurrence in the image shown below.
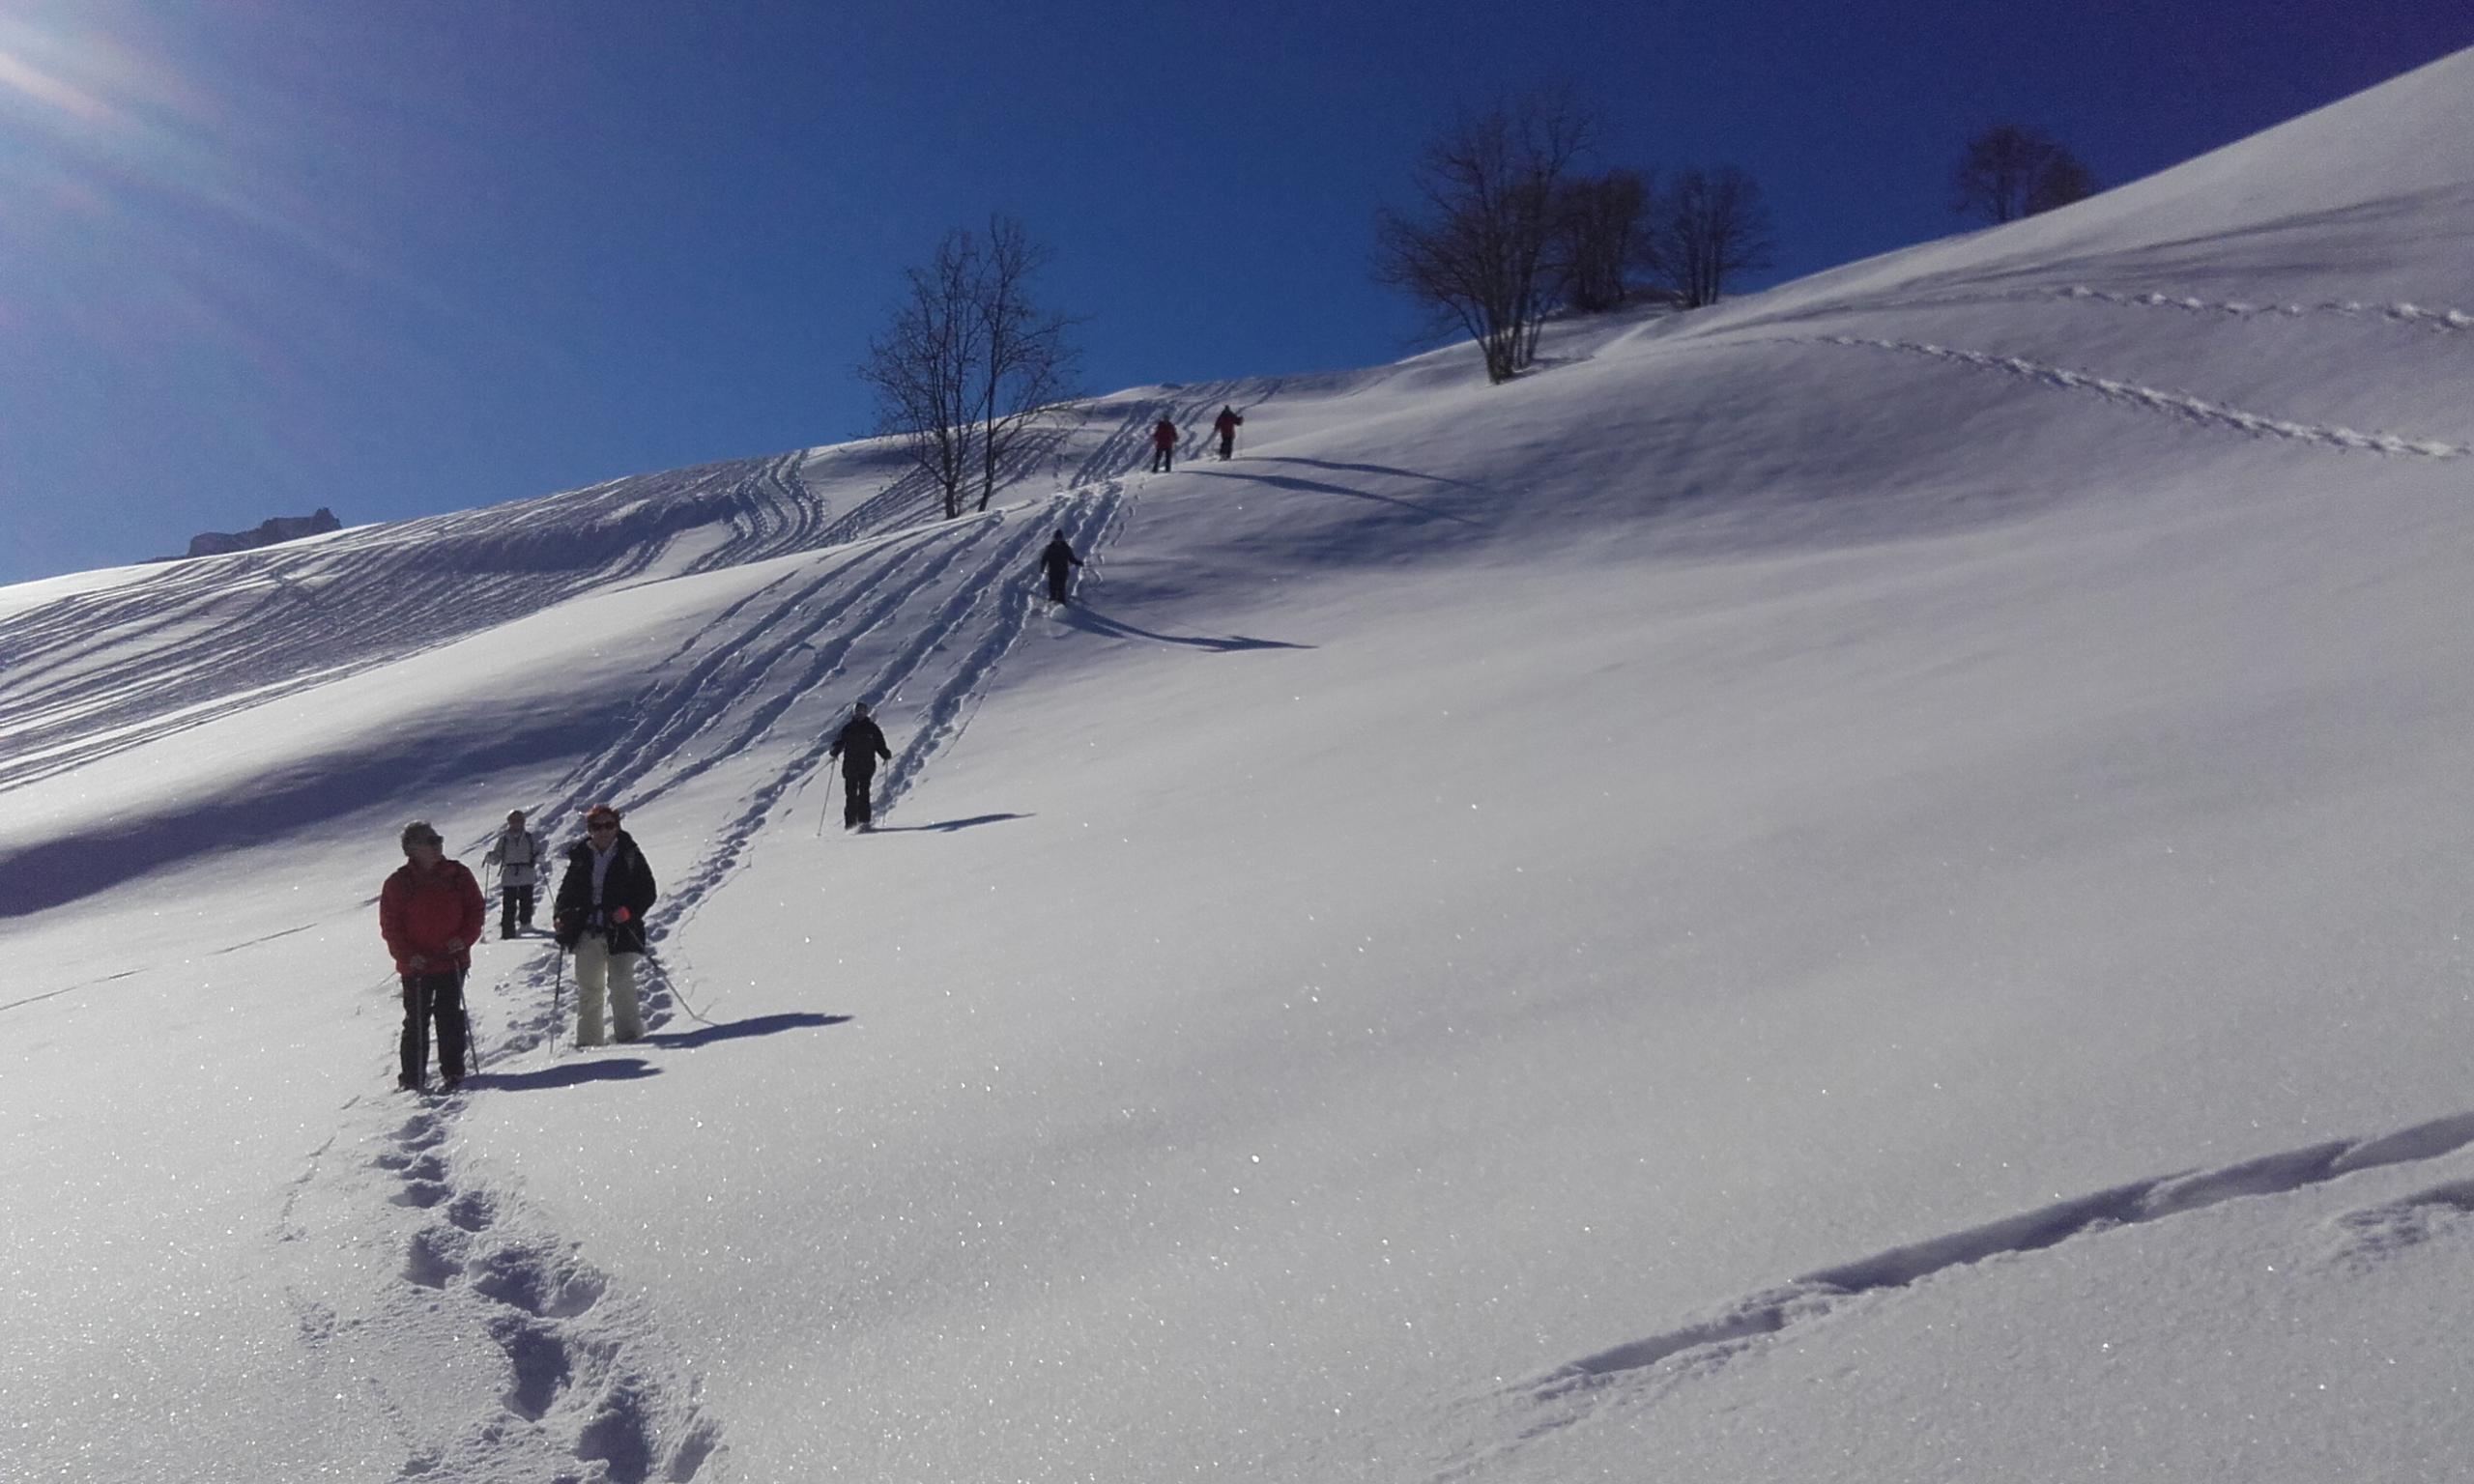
[409,837,443,848]
[588,821,618,833]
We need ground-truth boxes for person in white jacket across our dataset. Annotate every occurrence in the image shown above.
[480,809,548,940]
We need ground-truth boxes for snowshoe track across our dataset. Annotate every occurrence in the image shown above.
[277,1090,724,1482]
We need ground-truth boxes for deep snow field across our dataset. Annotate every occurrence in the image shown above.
[6,47,2474,1484]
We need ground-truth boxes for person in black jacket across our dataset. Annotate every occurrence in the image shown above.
[1040,530,1082,605]
[826,702,894,832]
[551,803,659,1045]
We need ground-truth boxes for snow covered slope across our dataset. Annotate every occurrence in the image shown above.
[5,46,2473,1484]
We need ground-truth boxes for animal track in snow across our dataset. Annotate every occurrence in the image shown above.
[2049,284,2474,332]
[1814,335,2467,457]
[1528,1108,2474,1407]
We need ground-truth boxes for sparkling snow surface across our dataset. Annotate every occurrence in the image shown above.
[6,49,2474,1484]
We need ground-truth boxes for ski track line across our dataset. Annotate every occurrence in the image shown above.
[0,451,870,796]
[651,483,1127,999]
[457,494,1102,1075]
[534,534,934,820]
[1811,335,2468,457]
[676,499,1062,911]
[1511,1108,2474,1414]
[538,514,1012,832]
[281,1083,725,1482]
[869,484,1122,819]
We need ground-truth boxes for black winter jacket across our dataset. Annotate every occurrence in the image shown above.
[552,829,659,954]
[829,717,892,778]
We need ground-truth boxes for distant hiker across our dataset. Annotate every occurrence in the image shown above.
[1040,530,1083,604]
[481,808,547,940]
[551,804,658,1046]
[1212,405,1243,460]
[380,819,485,1093]
[826,701,895,831]
[1149,415,1179,473]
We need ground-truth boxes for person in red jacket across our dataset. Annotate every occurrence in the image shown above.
[1149,414,1179,473]
[1212,405,1243,460]
[380,819,487,1092]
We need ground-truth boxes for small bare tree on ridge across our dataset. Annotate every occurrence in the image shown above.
[1954,124,2097,224]
[1374,89,1597,383]
[859,216,1080,520]
[1650,166,1774,309]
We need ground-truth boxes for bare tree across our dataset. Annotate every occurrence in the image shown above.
[858,216,1080,521]
[1954,124,2097,224]
[967,217,1080,512]
[859,231,982,519]
[2024,151,2097,215]
[1374,90,1597,383]
[1650,166,1773,309]
[1553,168,1651,314]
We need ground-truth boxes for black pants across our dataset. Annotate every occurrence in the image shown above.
[843,770,877,828]
[1046,567,1072,603]
[1217,431,1234,460]
[1151,446,1172,472]
[400,972,469,1087]
[500,885,534,936]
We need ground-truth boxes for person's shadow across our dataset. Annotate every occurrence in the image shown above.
[867,813,1034,835]
[647,1012,851,1049]
[1059,604,1313,652]
[471,1057,660,1092]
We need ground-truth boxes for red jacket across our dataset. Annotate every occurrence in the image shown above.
[1213,410,1242,435]
[380,859,487,976]
[1151,420,1178,450]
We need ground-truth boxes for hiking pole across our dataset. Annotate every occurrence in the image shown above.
[458,966,482,1075]
[550,948,566,1059]
[643,946,717,1027]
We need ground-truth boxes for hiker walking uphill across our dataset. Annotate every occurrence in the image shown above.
[1212,405,1243,460]
[1040,530,1082,604]
[827,701,895,831]
[1149,414,1179,473]
[552,805,658,1046]
[380,820,486,1093]
[481,809,547,940]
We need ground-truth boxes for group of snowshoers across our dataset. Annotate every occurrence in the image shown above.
[380,803,661,1092]
[377,474,1164,1092]
[377,647,1030,1091]
[1148,405,1244,472]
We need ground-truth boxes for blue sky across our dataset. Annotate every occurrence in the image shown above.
[2,0,2467,585]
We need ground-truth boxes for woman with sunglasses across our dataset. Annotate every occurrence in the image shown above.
[551,804,660,1045]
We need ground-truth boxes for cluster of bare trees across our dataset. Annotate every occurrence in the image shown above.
[856,115,2102,501]
[1374,92,1773,383]
[1953,124,2097,224]
[857,215,1081,519]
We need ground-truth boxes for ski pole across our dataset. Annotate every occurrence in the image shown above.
[550,948,566,1059]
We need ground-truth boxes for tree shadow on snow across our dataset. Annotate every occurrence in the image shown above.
[1194,464,1490,528]
[867,813,1035,834]
[1251,456,1488,492]
[473,1057,660,1092]
[1058,604,1314,653]
[647,1013,851,1049]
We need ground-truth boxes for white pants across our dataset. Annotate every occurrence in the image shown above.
[572,935,643,1045]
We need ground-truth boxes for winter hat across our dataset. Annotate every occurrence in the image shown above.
[400,820,443,853]
[506,809,526,824]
